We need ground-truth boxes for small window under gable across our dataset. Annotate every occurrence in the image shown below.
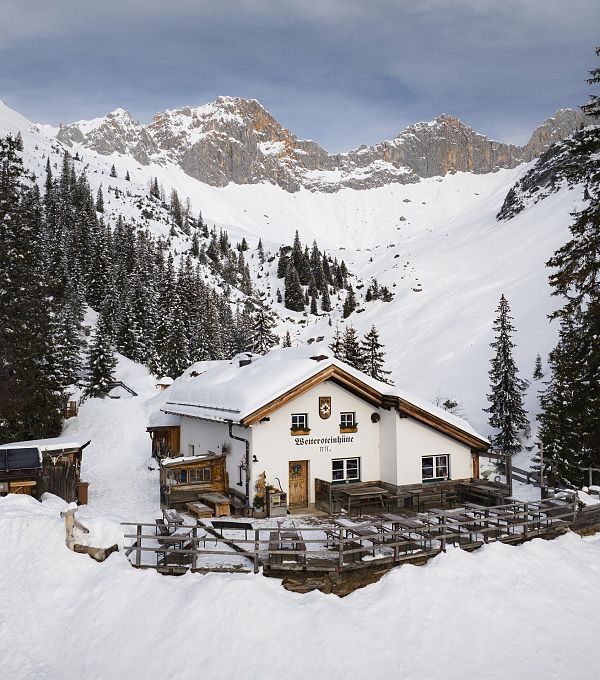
[291,413,309,435]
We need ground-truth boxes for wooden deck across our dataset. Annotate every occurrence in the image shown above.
[122,497,578,576]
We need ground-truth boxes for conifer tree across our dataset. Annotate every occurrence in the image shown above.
[95,186,104,213]
[282,330,292,347]
[284,262,305,312]
[538,47,600,486]
[85,311,117,398]
[251,301,278,354]
[329,324,344,361]
[125,170,130,182]
[484,295,530,455]
[343,285,357,318]
[342,326,362,370]
[0,134,63,440]
[533,354,544,380]
[110,164,117,178]
[361,325,392,383]
[321,283,332,312]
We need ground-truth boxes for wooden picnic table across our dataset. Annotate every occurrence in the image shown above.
[162,508,184,525]
[333,485,390,515]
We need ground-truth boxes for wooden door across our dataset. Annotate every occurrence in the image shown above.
[289,460,308,507]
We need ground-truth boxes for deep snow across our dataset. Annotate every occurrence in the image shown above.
[0,491,599,680]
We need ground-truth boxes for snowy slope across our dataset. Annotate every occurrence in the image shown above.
[0,101,581,431]
[1,490,599,680]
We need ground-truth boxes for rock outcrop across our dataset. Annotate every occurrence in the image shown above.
[54,97,592,193]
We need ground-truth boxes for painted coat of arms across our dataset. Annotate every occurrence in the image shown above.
[319,396,331,419]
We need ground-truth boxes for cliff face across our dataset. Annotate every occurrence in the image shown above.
[55,97,591,192]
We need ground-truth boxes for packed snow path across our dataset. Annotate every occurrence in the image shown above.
[63,355,162,522]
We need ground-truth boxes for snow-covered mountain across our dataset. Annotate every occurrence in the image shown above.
[0,99,588,431]
[53,96,590,192]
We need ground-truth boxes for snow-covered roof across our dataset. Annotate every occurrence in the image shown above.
[156,376,174,386]
[0,437,86,452]
[147,410,180,428]
[163,345,488,447]
[161,452,223,467]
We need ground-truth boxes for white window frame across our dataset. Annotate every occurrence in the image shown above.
[422,454,450,482]
[291,413,309,431]
[332,457,361,483]
[340,412,356,428]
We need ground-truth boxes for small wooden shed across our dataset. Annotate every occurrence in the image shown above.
[0,438,90,504]
[147,410,180,459]
[160,453,228,510]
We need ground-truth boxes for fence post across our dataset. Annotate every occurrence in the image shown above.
[192,526,197,571]
[254,529,260,574]
[572,498,578,526]
[135,524,142,567]
[484,509,489,543]
[440,515,446,553]
[338,529,345,571]
[523,503,528,540]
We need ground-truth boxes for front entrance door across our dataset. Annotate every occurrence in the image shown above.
[288,460,308,507]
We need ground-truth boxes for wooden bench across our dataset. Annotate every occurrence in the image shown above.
[198,493,231,517]
[186,502,213,519]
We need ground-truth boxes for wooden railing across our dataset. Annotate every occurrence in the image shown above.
[121,498,578,576]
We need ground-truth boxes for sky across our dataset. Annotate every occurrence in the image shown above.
[1,0,598,152]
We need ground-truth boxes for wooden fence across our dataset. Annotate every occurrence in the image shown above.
[122,498,578,576]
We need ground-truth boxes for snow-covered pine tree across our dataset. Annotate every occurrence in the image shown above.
[342,285,357,318]
[95,186,104,213]
[0,134,63,441]
[284,262,305,312]
[361,325,392,383]
[85,310,117,398]
[533,353,544,380]
[125,170,130,182]
[329,324,344,361]
[282,330,292,347]
[484,294,530,456]
[342,326,363,371]
[110,164,117,178]
[251,300,278,354]
[537,50,600,486]
[321,283,332,312]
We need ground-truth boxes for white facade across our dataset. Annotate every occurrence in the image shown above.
[176,378,477,505]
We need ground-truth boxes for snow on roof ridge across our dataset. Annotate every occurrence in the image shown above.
[0,437,85,451]
[164,346,488,444]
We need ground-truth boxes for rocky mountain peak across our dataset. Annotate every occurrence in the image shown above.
[51,97,591,192]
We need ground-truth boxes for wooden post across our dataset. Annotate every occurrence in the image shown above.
[538,441,545,499]
[135,524,142,567]
[192,526,197,571]
[506,453,513,498]
[484,508,489,543]
[440,515,446,553]
[253,529,260,574]
[572,498,578,526]
[523,503,528,540]
[338,528,345,571]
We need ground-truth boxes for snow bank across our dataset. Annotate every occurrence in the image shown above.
[0,494,598,680]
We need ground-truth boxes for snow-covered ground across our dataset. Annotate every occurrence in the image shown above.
[1,490,599,680]
[0,351,598,679]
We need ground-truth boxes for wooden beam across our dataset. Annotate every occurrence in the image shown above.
[242,366,382,426]
[396,398,489,450]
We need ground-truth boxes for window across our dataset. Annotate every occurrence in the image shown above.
[332,457,361,483]
[176,467,212,484]
[422,454,449,482]
[291,413,309,433]
[340,412,357,431]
